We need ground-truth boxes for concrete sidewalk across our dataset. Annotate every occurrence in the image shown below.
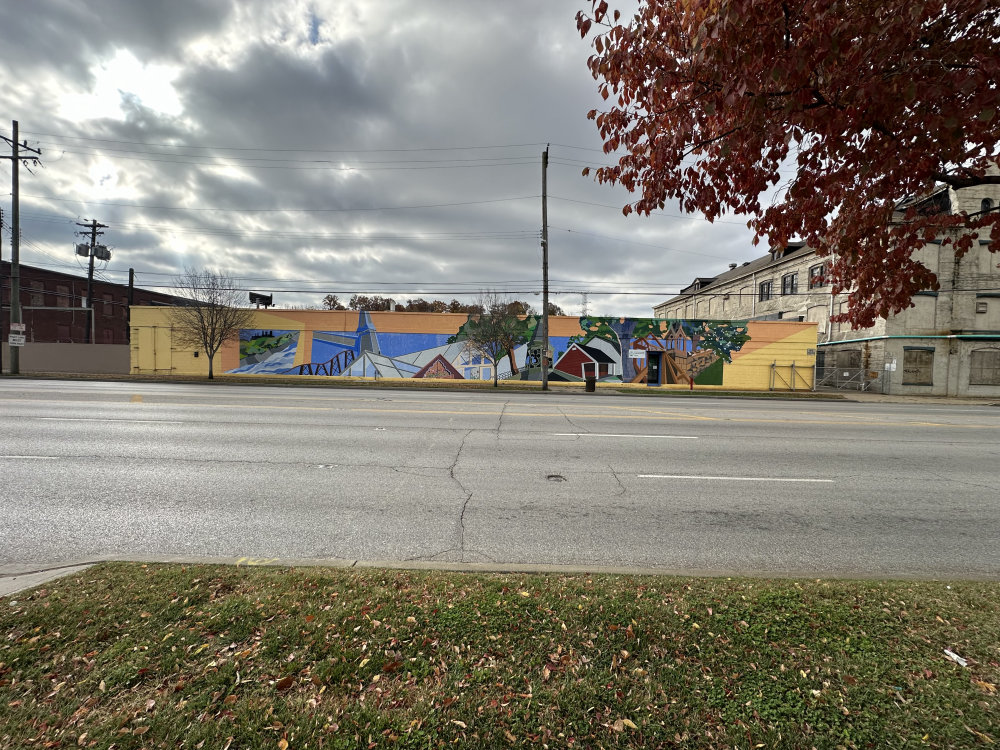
[0,565,94,598]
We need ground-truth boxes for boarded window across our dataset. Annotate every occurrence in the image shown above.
[902,348,934,385]
[102,294,113,315]
[969,349,1000,386]
[29,281,45,306]
[836,349,861,370]
[56,285,70,308]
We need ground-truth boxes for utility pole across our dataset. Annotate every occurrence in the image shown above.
[76,219,108,344]
[0,206,3,374]
[541,145,549,392]
[127,267,134,344]
[1,120,42,375]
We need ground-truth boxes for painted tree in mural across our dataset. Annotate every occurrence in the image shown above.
[447,293,536,386]
[680,321,751,363]
[568,316,639,379]
[171,268,255,379]
[577,0,1000,327]
[568,317,625,353]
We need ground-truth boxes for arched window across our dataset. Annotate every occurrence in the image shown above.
[982,198,995,214]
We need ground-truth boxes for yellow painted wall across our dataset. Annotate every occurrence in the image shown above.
[723,321,818,390]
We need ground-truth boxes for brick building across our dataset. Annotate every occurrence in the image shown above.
[1,261,178,345]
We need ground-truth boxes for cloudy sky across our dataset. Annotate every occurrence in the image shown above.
[1,0,764,317]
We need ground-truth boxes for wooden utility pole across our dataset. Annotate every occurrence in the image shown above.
[77,219,108,344]
[1,121,42,375]
[541,145,549,392]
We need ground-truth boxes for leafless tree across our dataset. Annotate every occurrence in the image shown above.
[171,268,255,379]
[449,291,534,386]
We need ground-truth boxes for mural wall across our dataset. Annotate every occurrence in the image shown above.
[130,308,818,389]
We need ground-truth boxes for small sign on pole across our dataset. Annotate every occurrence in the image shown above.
[8,334,26,347]
[10,322,25,332]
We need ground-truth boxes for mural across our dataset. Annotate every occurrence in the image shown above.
[228,313,753,385]
[231,329,300,374]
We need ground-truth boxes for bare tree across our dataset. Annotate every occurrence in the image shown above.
[447,291,534,386]
[171,268,255,379]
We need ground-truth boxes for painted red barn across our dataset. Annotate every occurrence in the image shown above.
[553,337,620,379]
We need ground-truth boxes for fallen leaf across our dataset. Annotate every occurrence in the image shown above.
[622,719,638,730]
[451,720,467,729]
[964,724,995,744]
[133,726,150,736]
[223,694,238,705]
[973,680,997,694]
[278,739,289,750]
[275,676,295,691]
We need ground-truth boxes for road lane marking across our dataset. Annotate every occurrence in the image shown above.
[0,455,59,460]
[35,417,185,424]
[130,394,143,403]
[554,433,698,439]
[639,474,833,483]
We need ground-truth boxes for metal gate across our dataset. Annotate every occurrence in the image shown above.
[768,361,814,391]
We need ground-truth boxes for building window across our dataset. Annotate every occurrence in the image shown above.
[29,281,45,306]
[759,281,773,301]
[781,273,798,295]
[902,348,934,386]
[836,349,861,370]
[982,198,994,215]
[970,349,1000,386]
[808,264,828,289]
[102,293,113,315]
[56,285,70,308]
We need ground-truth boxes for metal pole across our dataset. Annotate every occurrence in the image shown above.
[10,121,21,375]
[541,145,549,392]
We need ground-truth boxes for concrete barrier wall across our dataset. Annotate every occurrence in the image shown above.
[1,343,130,374]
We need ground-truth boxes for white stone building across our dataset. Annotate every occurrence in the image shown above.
[653,184,1000,396]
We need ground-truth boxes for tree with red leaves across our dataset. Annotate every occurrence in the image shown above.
[577,0,1000,327]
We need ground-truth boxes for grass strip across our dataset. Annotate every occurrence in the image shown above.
[2,563,997,749]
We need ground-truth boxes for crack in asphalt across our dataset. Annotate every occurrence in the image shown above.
[449,430,475,560]
[558,407,589,435]
[496,401,508,440]
[609,466,628,498]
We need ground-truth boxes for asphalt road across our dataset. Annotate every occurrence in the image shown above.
[0,379,998,579]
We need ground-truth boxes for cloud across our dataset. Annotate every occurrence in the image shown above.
[2,0,763,318]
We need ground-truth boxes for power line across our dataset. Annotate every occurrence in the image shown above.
[25,131,548,154]
[18,193,540,214]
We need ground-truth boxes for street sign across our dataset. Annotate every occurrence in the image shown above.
[10,322,25,332]
[628,349,646,359]
[8,334,26,347]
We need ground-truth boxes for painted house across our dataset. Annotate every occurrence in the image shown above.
[553,338,620,380]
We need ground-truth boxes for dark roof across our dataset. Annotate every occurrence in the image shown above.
[659,242,815,306]
[577,342,617,364]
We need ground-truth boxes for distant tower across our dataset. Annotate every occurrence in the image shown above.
[580,292,589,317]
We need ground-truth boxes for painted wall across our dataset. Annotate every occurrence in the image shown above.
[130,307,817,389]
